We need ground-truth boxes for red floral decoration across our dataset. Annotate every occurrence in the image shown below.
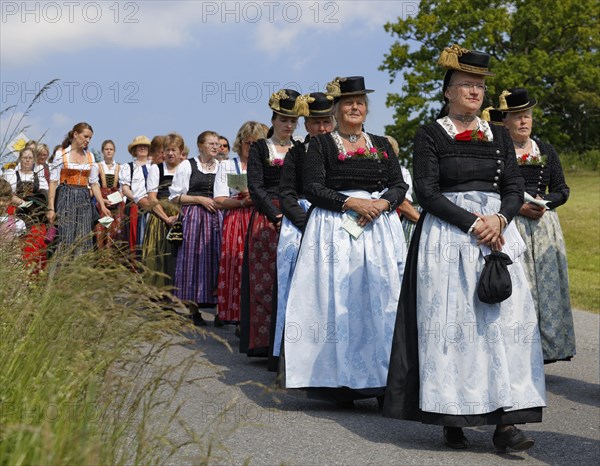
[455,128,488,142]
[338,146,389,162]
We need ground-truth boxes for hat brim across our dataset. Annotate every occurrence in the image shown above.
[128,142,150,154]
[503,99,537,112]
[271,109,301,117]
[337,89,375,97]
[307,109,335,117]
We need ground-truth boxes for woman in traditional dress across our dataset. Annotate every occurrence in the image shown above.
[214,122,267,327]
[383,45,546,452]
[4,146,48,269]
[150,135,166,165]
[501,88,575,363]
[142,133,184,290]
[270,92,335,370]
[283,77,408,405]
[92,140,126,250]
[34,143,51,186]
[169,131,223,326]
[46,122,111,255]
[121,135,152,261]
[239,89,301,357]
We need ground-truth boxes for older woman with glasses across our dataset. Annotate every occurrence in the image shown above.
[501,88,575,364]
[169,131,223,326]
[383,45,545,452]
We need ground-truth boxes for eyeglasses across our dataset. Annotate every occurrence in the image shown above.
[242,140,254,146]
[219,144,229,149]
[449,82,487,92]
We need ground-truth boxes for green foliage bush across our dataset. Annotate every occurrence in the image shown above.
[560,149,599,172]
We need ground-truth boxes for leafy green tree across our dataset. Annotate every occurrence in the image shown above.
[380,0,600,163]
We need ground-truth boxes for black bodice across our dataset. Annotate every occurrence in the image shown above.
[412,122,524,233]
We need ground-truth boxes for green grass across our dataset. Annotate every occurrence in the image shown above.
[559,170,600,313]
[0,246,229,465]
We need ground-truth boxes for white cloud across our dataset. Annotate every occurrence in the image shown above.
[247,1,407,55]
[0,1,204,66]
[1,1,408,66]
[51,112,70,127]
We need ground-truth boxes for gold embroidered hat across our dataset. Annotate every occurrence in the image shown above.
[498,88,537,112]
[438,44,495,76]
[268,89,302,117]
[305,92,335,117]
[326,76,374,101]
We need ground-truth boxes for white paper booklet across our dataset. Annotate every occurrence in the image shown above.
[98,216,114,229]
[524,192,550,209]
[341,210,366,239]
[107,191,124,205]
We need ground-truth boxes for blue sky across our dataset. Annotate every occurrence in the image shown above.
[1,1,421,163]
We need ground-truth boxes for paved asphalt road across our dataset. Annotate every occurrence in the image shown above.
[150,309,599,465]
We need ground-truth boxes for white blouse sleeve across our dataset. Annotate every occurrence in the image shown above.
[89,163,100,186]
[120,163,132,187]
[168,159,192,200]
[400,165,414,203]
[2,170,17,192]
[49,156,64,182]
[38,172,49,191]
[213,160,232,198]
[146,164,160,193]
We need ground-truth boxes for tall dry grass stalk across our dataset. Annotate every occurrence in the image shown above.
[0,240,230,465]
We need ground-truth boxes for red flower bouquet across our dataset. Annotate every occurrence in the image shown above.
[455,129,487,142]
[269,157,284,167]
[338,146,389,162]
[517,153,547,166]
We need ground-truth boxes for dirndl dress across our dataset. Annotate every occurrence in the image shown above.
[284,190,407,389]
[412,191,546,417]
[514,211,575,361]
[217,202,253,322]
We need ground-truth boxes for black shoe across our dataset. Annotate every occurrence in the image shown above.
[444,427,469,449]
[493,427,534,452]
[213,314,224,327]
[191,312,207,327]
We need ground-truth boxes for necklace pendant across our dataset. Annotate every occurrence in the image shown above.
[348,134,358,143]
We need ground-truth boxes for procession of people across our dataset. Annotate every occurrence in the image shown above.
[1,48,578,452]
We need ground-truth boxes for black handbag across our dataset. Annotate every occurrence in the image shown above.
[477,250,513,304]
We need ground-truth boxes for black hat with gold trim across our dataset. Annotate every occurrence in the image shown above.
[326,76,374,101]
[498,88,537,112]
[481,106,505,126]
[299,92,335,117]
[268,89,302,117]
[438,44,495,76]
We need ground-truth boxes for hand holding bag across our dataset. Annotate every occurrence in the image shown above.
[477,250,513,304]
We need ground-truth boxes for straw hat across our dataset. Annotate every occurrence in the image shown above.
[127,135,151,155]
